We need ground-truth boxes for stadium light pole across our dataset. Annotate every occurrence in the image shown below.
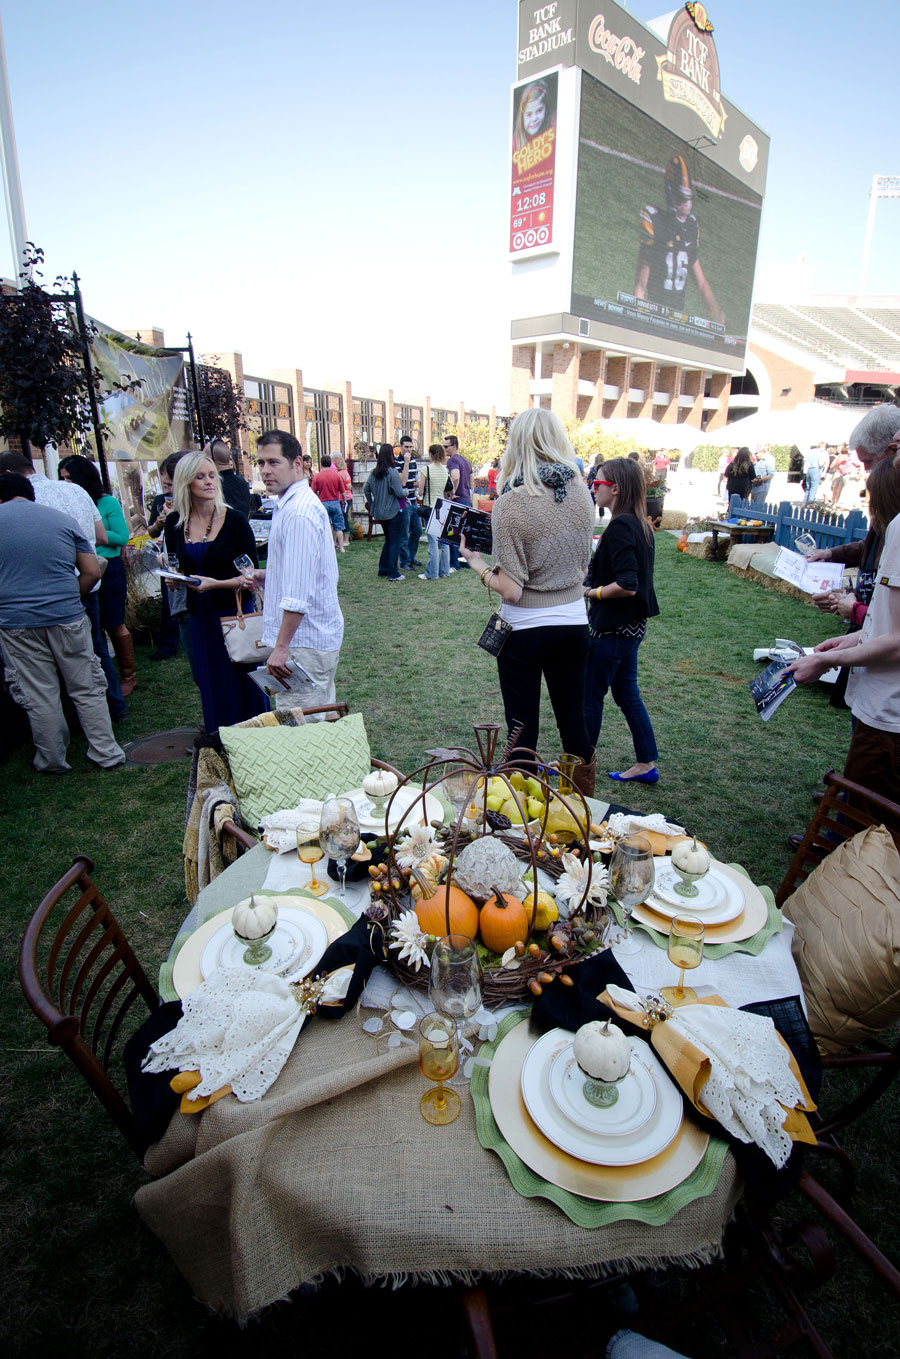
[858,174,900,295]
[0,17,27,283]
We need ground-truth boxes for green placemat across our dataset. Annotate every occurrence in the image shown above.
[471,1012,728,1228]
[159,887,356,1002]
[610,865,781,958]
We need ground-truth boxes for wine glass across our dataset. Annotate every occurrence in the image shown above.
[417,1012,461,1125]
[793,532,817,558]
[609,833,654,955]
[296,826,328,898]
[429,934,483,1034]
[234,554,256,583]
[318,796,360,900]
[660,915,705,1005]
[557,753,579,795]
[444,768,475,820]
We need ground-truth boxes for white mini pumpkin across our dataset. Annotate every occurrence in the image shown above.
[362,769,399,800]
[671,837,710,877]
[573,1019,631,1082]
[232,895,278,940]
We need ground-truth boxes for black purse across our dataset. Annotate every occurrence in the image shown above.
[476,576,512,656]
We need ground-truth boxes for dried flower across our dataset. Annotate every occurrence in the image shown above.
[395,824,438,869]
[388,909,432,971]
[556,852,609,910]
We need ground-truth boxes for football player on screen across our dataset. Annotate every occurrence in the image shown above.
[633,154,724,326]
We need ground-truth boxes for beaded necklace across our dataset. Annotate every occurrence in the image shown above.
[185,504,218,544]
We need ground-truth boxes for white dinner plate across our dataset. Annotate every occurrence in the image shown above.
[199,905,329,982]
[351,784,443,836]
[548,1042,658,1137]
[647,858,744,926]
[521,1028,683,1166]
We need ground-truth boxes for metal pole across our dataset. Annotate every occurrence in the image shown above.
[72,272,111,492]
[0,17,27,280]
[187,331,205,447]
[858,174,878,295]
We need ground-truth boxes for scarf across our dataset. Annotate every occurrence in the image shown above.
[507,461,576,504]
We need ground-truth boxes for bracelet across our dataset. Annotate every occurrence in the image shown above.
[480,566,494,588]
[595,586,603,600]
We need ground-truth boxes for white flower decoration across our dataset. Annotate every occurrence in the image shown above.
[395,824,438,869]
[555,853,609,910]
[388,909,432,971]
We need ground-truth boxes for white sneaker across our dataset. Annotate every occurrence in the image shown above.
[448,567,458,573]
[417,573,429,580]
[388,574,405,581]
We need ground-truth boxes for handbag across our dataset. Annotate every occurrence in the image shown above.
[220,588,273,665]
[476,576,512,656]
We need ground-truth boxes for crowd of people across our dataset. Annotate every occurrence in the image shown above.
[718,440,863,510]
[3,401,900,816]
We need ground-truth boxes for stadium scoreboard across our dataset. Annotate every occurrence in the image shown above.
[510,1,769,374]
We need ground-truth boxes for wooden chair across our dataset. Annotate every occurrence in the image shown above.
[218,703,403,853]
[19,855,160,1159]
[776,768,900,1197]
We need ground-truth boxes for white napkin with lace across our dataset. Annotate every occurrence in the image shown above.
[606,812,685,838]
[604,984,807,1167]
[259,791,374,853]
[142,966,352,1102]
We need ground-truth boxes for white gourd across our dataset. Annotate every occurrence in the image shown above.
[671,837,710,876]
[573,1020,631,1082]
[232,894,278,939]
[363,769,399,799]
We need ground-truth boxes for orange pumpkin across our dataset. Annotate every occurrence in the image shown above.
[479,892,530,953]
[414,885,479,941]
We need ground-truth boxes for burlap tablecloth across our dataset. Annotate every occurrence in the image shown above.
[136,1007,740,1319]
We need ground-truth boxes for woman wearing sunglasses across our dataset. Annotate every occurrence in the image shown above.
[584,458,660,784]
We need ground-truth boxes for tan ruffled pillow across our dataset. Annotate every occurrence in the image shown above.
[783,823,900,1054]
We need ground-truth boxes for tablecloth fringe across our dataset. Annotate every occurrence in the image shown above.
[303,1244,725,1295]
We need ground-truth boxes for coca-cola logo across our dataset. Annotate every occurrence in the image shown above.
[588,14,645,84]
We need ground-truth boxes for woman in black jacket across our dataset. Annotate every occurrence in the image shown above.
[724,446,754,504]
[584,458,660,784]
[164,451,268,731]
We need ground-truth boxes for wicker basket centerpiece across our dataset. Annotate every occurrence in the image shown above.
[366,723,611,1006]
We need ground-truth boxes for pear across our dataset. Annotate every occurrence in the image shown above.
[500,797,525,825]
[508,772,527,793]
[526,797,545,821]
[485,794,506,813]
[488,777,507,799]
[526,777,544,799]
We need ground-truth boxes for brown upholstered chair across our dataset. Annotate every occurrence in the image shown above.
[19,855,160,1158]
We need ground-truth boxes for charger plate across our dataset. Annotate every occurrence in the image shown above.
[487,1018,709,1203]
[632,863,768,944]
[172,894,351,1000]
[199,908,328,983]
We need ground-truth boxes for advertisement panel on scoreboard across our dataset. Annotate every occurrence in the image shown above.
[570,72,763,365]
[510,71,559,254]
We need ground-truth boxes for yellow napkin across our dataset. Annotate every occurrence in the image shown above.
[599,989,817,1148]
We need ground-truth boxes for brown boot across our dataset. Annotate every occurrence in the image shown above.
[111,629,137,697]
[572,753,596,801]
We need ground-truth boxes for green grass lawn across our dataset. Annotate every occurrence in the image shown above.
[1,532,897,1357]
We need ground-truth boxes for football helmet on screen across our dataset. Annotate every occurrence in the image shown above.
[664,155,693,211]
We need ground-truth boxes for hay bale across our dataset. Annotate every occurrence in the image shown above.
[660,508,688,530]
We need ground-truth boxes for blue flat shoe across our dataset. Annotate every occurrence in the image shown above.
[608,768,659,784]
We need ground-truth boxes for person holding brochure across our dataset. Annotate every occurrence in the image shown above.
[786,493,900,807]
[459,408,595,790]
[164,452,267,732]
[584,458,660,785]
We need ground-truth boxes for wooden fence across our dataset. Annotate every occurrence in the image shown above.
[727,497,868,552]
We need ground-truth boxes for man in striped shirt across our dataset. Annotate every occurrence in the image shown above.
[255,431,344,713]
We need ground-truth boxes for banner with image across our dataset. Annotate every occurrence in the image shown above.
[83,322,193,464]
[510,70,558,254]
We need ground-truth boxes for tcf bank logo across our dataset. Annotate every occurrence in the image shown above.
[656,4,727,139]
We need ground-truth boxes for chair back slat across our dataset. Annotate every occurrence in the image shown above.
[776,770,900,906]
[19,855,160,1160]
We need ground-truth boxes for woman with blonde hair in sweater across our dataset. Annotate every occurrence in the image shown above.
[460,408,596,792]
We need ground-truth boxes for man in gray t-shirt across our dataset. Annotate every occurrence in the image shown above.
[0,475,124,773]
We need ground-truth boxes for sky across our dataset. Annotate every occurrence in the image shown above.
[1,1,897,411]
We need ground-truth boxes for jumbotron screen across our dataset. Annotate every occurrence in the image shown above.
[571,73,763,365]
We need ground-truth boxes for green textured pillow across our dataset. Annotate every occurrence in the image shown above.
[219,714,372,829]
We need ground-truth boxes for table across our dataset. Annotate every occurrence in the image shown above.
[707,519,775,556]
[137,819,800,1319]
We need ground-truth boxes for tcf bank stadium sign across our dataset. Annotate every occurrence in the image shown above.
[657,4,726,140]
